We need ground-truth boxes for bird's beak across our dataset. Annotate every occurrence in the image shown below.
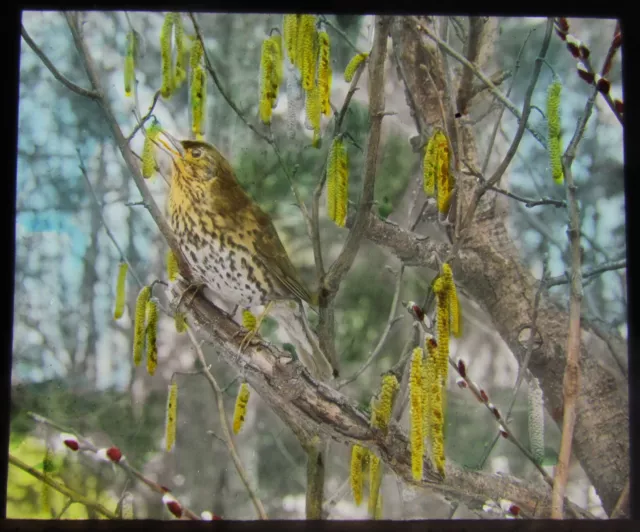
[155,130,185,159]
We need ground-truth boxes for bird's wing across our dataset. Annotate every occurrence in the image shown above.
[251,208,314,305]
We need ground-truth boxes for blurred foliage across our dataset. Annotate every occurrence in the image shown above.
[7,435,119,519]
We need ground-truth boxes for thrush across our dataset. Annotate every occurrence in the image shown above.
[161,133,336,381]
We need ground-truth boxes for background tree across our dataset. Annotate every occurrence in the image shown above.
[9,12,626,520]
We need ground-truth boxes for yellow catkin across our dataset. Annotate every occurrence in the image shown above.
[242,309,257,331]
[133,286,151,367]
[433,131,452,214]
[174,312,187,333]
[350,444,365,506]
[344,52,368,83]
[368,453,382,516]
[191,66,206,136]
[424,338,438,451]
[297,15,317,91]
[433,276,450,379]
[124,31,136,97]
[142,121,162,179]
[305,83,322,147]
[547,78,564,184]
[174,14,186,87]
[146,298,159,376]
[441,263,461,338]
[326,137,349,227]
[259,37,278,124]
[283,15,299,64]
[374,494,383,520]
[233,383,250,434]
[113,262,128,320]
[271,34,284,101]
[430,357,446,477]
[166,250,179,281]
[423,133,438,196]
[371,374,399,433]
[409,347,425,481]
[190,38,204,73]
[165,380,178,451]
[160,14,175,98]
[318,31,332,116]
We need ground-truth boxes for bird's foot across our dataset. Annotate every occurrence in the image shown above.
[175,282,207,312]
[237,302,274,353]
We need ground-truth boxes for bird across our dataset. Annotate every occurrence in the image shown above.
[159,133,336,381]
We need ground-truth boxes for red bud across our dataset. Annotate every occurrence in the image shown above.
[106,446,123,463]
[63,439,79,451]
[480,389,489,402]
[596,77,611,95]
[614,99,624,114]
[457,359,467,378]
[509,505,521,516]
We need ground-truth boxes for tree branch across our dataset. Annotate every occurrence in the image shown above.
[546,259,626,288]
[185,327,268,520]
[167,278,591,518]
[21,24,100,100]
[323,15,391,293]
[550,79,599,519]
[9,454,118,519]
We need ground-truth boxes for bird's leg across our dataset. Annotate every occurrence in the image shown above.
[174,282,207,313]
[238,301,274,352]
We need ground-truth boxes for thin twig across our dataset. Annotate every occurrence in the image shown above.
[63,12,193,280]
[21,24,100,100]
[419,19,547,149]
[77,153,144,289]
[459,18,553,236]
[546,259,626,288]
[481,27,536,174]
[323,16,391,294]
[339,264,405,388]
[319,16,361,54]
[477,257,549,468]
[610,478,630,518]
[8,454,118,519]
[550,79,598,519]
[27,411,202,520]
[125,90,162,142]
[55,499,74,519]
[185,327,268,520]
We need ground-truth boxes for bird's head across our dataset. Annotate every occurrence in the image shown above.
[157,131,236,185]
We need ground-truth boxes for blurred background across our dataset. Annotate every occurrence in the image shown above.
[10,12,624,519]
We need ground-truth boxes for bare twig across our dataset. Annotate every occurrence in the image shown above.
[125,90,162,142]
[477,258,549,468]
[185,327,268,520]
[63,12,193,280]
[26,412,202,519]
[21,24,100,100]
[460,18,553,235]
[481,27,535,174]
[77,153,144,289]
[339,264,405,388]
[550,80,598,518]
[546,259,626,288]
[319,15,361,54]
[419,19,547,149]
[8,454,118,519]
[323,16,391,294]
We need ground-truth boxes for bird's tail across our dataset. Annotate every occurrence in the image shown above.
[270,301,337,381]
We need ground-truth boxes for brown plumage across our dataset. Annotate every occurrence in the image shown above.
[166,138,335,380]
[168,139,314,308]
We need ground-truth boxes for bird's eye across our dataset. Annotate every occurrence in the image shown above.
[191,148,203,159]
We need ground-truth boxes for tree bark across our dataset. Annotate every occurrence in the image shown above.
[377,16,629,517]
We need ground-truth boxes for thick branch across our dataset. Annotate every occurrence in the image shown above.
[168,279,589,518]
[390,16,628,515]
[323,16,391,293]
